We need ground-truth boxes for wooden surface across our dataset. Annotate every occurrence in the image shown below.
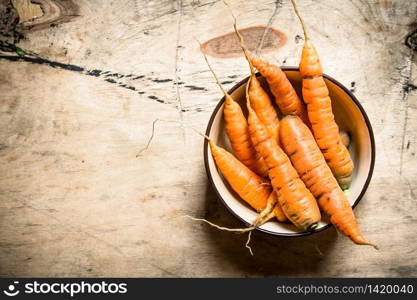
[0,0,416,277]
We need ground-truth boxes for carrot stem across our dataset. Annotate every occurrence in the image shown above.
[197,39,229,97]
[232,20,255,76]
[136,118,160,157]
[189,126,210,141]
[224,0,256,76]
[290,0,309,41]
[185,215,256,232]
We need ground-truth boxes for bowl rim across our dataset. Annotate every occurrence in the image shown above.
[203,67,376,237]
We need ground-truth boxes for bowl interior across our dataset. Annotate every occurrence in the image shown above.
[205,69,374,236]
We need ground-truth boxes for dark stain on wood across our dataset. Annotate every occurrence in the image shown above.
[86,69,102,77]
[0,55,171,106]
[105,78,116,84]
[126,86,136,91]
[350,81,356,93]
[0,49,215,111]
[152,78,172,83]
[184,85,207,91]
[148,95,165,104]
[403,83,417,93]
[200,26,287,58]
[405,29,417,51]
[294,34,303,44]
[0,54,84,72]
[0,0,22,48]
[220,80,233,85]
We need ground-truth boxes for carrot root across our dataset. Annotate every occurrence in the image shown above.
[339,130,351,148]
[185,210,277,256]
[184,215,256,232]
[136,118,160,157]
[245,231,253,256]
[252,192,277,226]
[184,210,276,233]
[352,237,379,250]
[136,118,185,157]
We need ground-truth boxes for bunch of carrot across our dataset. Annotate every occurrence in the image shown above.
[195,0,376,250]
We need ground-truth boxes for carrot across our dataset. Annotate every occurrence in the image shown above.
[248,58,307,125]
[245,77,321,230]
[231,20,285,223]
[209,136,287,224]
[208,139,272,212]
[339,130,351,148]
[291,0,354,189]
[279,115,377,248]
[189,132,284,256]
[248,54,309,125]
[202,50,269,177]
[199,127,286,224]
[221,0,308,125]
[266,191,287,222]
[232,20,280,143]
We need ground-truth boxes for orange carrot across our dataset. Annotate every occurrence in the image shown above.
[233,21,280,143]
[267,191,287,222]
[339,130,351,148]
[221,0,308,125]
[246,78,321,230]
[190,136,280,255]
[279,115,377,248]
[248,54,310,125]
[291,0,354,189]
[207,135,286,222]
[208,139,271,212]
[231,20,285,223]
[202,51,269,177]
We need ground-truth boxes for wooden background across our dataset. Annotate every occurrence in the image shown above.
[0,0,416,277]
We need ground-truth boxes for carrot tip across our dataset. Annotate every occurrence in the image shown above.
[185,215,256,255]
[369,243,379,250]
[358,240,379,250]
[245,231,254,256]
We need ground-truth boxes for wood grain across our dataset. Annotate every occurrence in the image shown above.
[0,0,416,277]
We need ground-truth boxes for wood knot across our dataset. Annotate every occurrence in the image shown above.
[200,26,287,58]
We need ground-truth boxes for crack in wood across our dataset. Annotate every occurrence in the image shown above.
[0,53,207,112]
[255,0,282,55]
[174,0,185,129]
[0,53,206,113]
[399,50,415,176]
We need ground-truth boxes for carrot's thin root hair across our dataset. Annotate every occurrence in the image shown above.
[224,0,256,76]
[290,0,309,41]
[136,118,160,157]
[136,119,209,156]
[195,38,229,98]
[245,231,254,256]
[184,215,256,233]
